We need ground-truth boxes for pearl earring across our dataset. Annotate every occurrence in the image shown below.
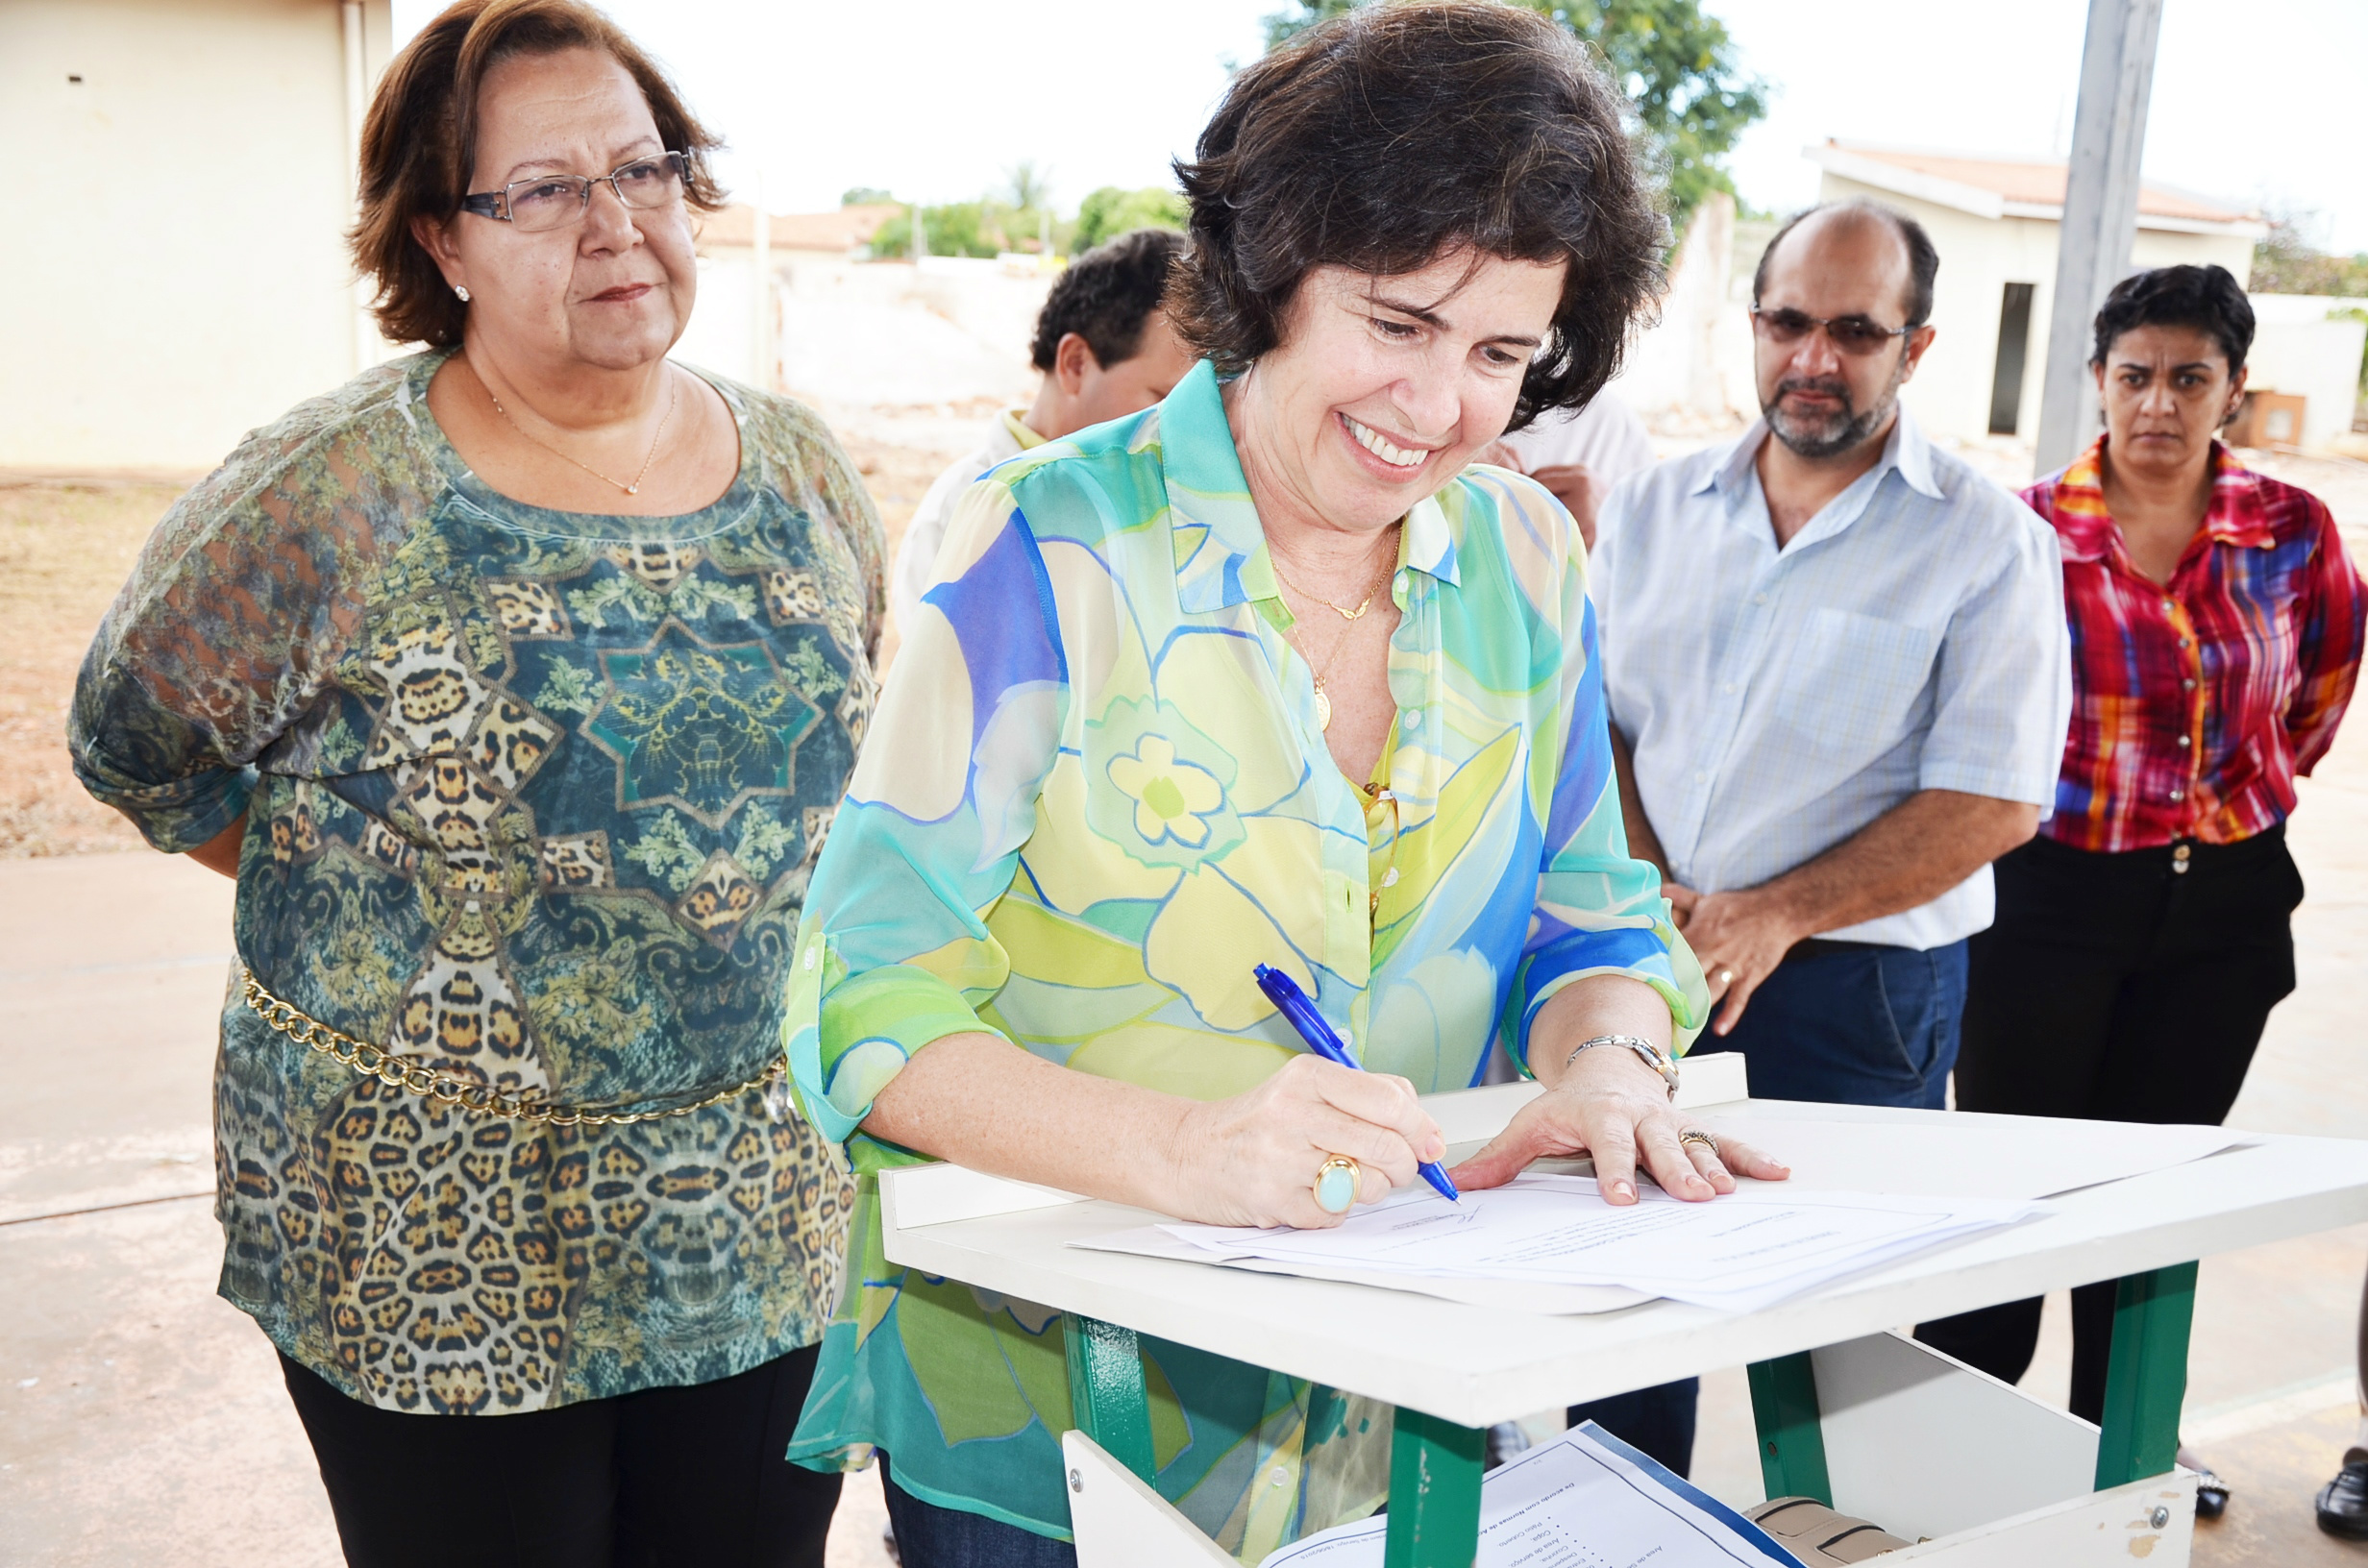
[455,284,471,303]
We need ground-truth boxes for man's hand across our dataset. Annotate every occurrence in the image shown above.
[1467,445,1603,551]
[1680,886,1808,1036]
[1663,881,1699,931]
[1524,463,1601,551]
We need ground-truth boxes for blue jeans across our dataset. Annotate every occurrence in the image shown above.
[1567,939,1971,1472]
[882,1461,1077,1568]
[1685,938,1969,1109]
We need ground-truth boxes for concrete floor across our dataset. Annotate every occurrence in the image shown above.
[4,723,2365,1564]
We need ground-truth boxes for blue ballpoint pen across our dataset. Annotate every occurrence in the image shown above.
[1252,963,1461,1202]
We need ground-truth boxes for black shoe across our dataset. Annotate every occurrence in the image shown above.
[2318,1450,2368,1539]
[2178,1445,2230,1520]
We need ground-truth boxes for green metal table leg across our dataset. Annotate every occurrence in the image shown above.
[2093,1262,2198,1489]
[1747,1352,1834,1506]
[1063,1312,1155,1482]
[1384,1408,1485,1568]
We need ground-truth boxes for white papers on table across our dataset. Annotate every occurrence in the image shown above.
[1071,1223,1655,1314]
[1130,1174,2041,1314]
[1703,1115,2256,1202]
[1255,1422,1795,1568]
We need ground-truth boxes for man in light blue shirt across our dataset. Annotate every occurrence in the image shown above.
[1566,199,2070,1475]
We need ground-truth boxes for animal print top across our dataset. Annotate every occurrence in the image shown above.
[69,350,876,1413]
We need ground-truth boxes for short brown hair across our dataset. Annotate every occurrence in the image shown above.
[353,0,726,348]
[1170,2,1663,431]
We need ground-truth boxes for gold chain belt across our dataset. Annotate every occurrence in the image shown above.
[238,967,785,1128]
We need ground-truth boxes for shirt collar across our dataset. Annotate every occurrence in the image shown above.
[2051,437,2276,565]
[1695,405,1943,509]
[1159,358,1459,616]
[1001,408,1047,452]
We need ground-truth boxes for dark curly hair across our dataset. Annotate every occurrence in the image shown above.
[1169,1,1663,430]
[352,0,727,349]
[1030,229,1188,373]
[2091,263,2255,377]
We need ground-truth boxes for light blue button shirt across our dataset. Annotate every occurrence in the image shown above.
[1591,407,2071,949]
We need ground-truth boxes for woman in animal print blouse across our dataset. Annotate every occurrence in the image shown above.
[69,4,876,1563]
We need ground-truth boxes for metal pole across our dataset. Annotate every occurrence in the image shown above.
[2034,0,2165,474]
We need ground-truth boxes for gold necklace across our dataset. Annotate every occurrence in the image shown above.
[479,359,679,497]
[1269,536,1397,621]
[1284,611,1363,731]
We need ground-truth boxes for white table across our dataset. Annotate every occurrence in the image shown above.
[879,1076,2368,1566]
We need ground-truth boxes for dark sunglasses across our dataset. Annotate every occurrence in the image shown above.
[1750,307,1918,356]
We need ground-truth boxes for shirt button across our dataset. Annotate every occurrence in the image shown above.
[1753,594,1768,605]
[2177,735,2191,748]
[1722,683,1737,695]
[2160,598,2176,613]
[1270,1467,1290,1488]
[2183,678,2197,691]
[1694,771,1708,783]
[1401,709,1420,731]
[2169,789,2183,800]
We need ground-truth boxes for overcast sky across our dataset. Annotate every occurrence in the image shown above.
[393,0,2368,254]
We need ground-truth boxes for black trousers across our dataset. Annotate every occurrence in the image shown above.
[1913,829,2302,1422]
[280,1346,842,1568]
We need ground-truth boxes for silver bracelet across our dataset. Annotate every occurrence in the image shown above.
[1563,1034,1678,1097]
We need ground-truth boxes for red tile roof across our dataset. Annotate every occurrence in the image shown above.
[1821,141,2255,225]
[700,203,901,252]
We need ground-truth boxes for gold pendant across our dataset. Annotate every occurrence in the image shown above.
[1314,683,1333,731]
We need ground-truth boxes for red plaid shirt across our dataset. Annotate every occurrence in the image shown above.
[2028,438,2364,852]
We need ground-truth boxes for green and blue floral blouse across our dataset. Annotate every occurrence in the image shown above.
[69,349,879,1413]
[783,360,1706,1557]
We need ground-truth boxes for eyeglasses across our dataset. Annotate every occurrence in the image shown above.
[1750,306,1918,355]
[460,151,689,233]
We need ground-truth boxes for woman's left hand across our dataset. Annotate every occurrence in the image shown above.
[1447,1044,1789,1205]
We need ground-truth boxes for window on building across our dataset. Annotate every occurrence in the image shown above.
[1988,282,2036,436]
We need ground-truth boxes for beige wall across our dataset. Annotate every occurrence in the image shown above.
[4,0,393,474]
[1818,174,2255,447]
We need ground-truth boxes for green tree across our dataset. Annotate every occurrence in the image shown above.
[1073,185,1191,252]
[1262,0,1765,243]
[870,198,1066,259]
[841,185,894,208]
[1004,160,1054,212]
[871,201,990,259]
[2251,212,2368,298]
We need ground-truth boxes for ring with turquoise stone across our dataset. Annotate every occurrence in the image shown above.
[1315,1154,1361,1214]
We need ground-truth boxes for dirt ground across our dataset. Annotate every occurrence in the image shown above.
[0,482,182,857]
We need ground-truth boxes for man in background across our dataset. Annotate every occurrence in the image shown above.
[889,228,1193,632]
[1565,199,2072,1476]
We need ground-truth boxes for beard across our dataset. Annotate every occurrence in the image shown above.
[1763,362,1906,460]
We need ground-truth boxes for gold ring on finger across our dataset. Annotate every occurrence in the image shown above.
[1314,1154,1362,1214]
[1677,1129,1720,1159]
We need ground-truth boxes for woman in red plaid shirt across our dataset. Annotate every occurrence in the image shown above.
[1918,264,2365,1520]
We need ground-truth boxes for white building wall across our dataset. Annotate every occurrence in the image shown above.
[2245,296,2367,453]
[1816,174,2254,447]
[3,0,392,474]
[689,246,1048,409]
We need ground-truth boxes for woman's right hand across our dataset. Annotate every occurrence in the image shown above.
[1158,1054,1446,1229]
